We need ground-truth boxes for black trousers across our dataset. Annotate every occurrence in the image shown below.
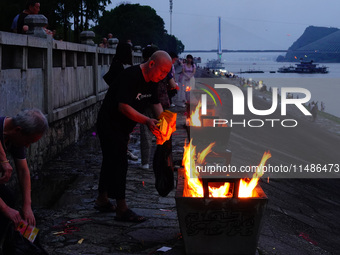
[167,89,177,104]
[0,184,15,239]
[97,112,130,200]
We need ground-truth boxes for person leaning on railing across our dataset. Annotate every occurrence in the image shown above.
[16,0,40,34]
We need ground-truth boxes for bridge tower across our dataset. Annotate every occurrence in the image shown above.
[217,16,222,60]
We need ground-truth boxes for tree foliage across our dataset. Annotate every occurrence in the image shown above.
[48,0,111,41]
[1,1,184,52]
[0,0,26,32]
[1,0,110,41]
[163,34,185,55]
[94,3,184,54]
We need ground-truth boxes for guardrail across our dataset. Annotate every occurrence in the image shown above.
[0,31,142,122]
[0,29,142,172]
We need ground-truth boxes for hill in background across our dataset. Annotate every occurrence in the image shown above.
[277,26,340,63]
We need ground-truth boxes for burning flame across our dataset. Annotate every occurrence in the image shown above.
[186,86,191,92]
[183,140,231,198]
[183,140,203,197]
[187,101,225,127]
[189,101,202,127]
[197,142,214,164]
[209,182,231,197]
[238,151,271,197]
[182,140,271,198]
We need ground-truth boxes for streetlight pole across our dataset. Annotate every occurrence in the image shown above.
[169,0,173,35]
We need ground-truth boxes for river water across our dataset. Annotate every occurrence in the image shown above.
[183,52,340,118]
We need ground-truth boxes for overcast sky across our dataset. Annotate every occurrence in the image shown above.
[106,0,339,51]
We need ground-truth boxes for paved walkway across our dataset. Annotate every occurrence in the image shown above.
[32,73,340,255]
[34,105,188,255]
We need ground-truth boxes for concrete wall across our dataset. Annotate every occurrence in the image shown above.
[0,31,142,172]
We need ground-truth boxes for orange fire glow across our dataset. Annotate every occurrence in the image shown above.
[183,140,203,197]
[183,140,231,198]
[182,140,271,198]
[186,86,191,92]
[189,101,202,127]
[238,151,271,197]
[188,101,225,127]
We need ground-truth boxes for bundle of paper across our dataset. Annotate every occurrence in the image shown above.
[156,110,177,145]
[17,220,39,242]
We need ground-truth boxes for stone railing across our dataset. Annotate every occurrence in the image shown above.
[0,21,143,172]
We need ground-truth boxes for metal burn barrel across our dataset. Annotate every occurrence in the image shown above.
[175,168,268,255]
[181,90,267,254]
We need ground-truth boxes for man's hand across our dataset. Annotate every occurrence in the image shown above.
[14,159,36,226]
[146,118,161,137]
[0,162,13,184]
[23,25,29,33]
[3,207,22,228]
[21,205,36,226]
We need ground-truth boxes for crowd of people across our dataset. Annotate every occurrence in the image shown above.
[98,33,113,48]
[0,0,196,229]
[3,0,201,250]
[4,2,334,253]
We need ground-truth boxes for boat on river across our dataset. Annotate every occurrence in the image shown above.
[277,60,328,74]
[206,59,225,70]
[240,69,264,74]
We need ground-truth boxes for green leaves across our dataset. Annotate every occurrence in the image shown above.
[94,3,184,53]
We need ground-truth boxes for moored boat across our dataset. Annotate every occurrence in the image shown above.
[206,59,225,70]
[240,69,264,74]
[278,60,328,73]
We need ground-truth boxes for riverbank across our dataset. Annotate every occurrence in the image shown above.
[250,77,340,119]
[196,67,340,136]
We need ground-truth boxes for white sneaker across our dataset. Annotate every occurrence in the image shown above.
[170,103,175,107]
[127,150,138,161]
[139,164,149,170]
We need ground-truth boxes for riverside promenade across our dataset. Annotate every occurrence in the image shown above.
[33,71,340,255]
